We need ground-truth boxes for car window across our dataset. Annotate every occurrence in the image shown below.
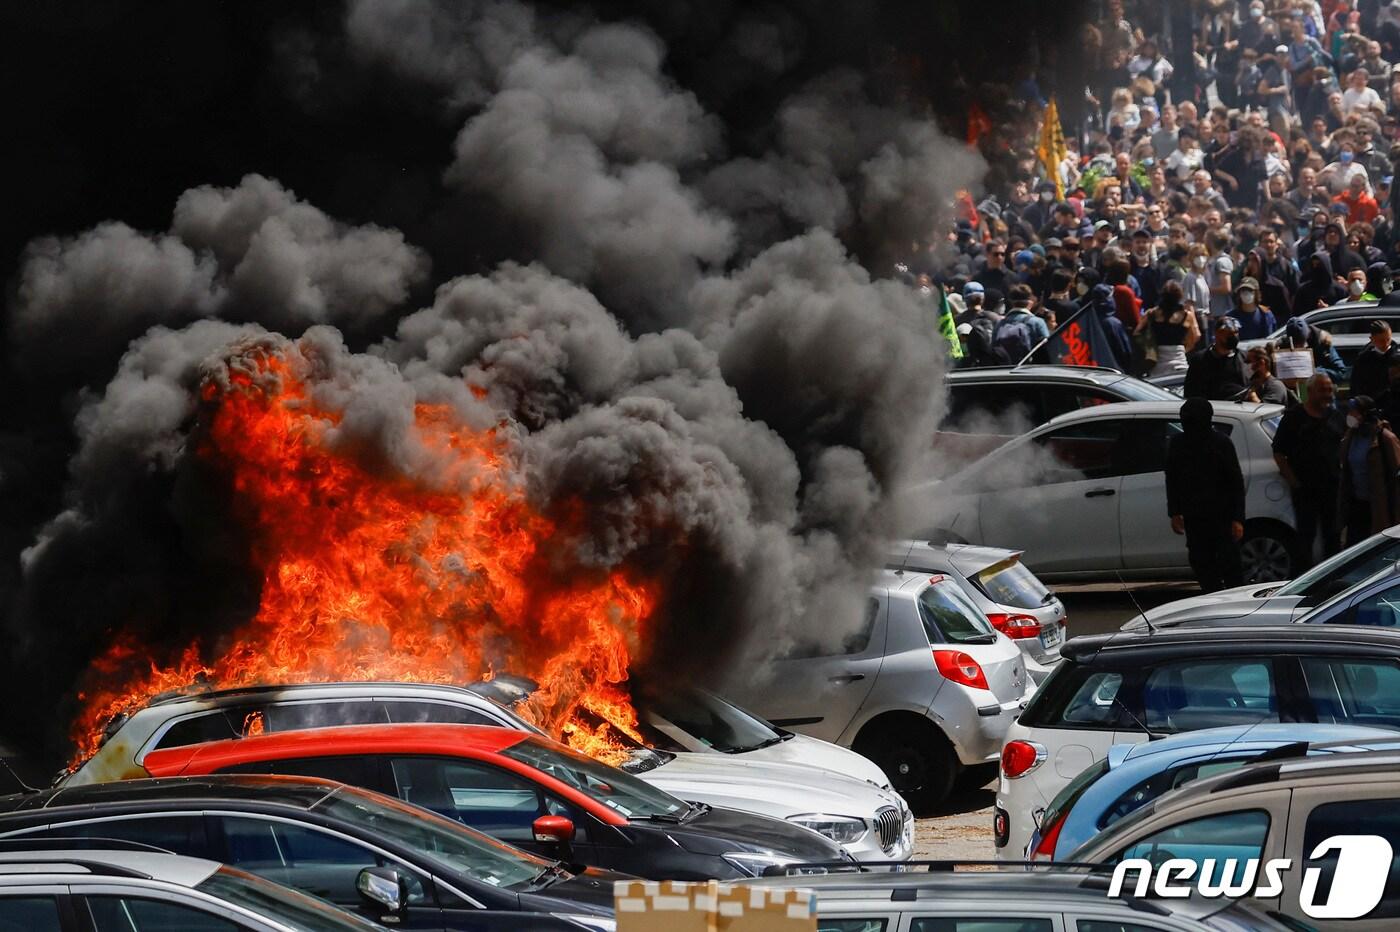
[1327,583,1400,627]
[1061,672,1126,728]
[217,755,377,788]
[782,598,879,659]
[642,690,781,754]
[1141,660,1278,732]
[1019,668,1127,730]
[944,384,1044,432]
[974,559,1051,611]
[382,701,500,726]
[918,579,997,645]
[1110,810,1270,880]
[0,897,61,932]
[1301,658,1400,727]
[818,922,888,932]
[1125,419,1235,476]
[1040,385,1118,419]
[911,920,1054,932]
[1033,420,1133,482]
[1302,799,1400,918]
[218,816,425,908]
[153,701,390,752]
[502,737,688,819]
[1077,922,1174,932]
[28,815,206,855]
[1277,535,1400,600]
[388,756,581,844]
[1322,318,1375,335]
[85,897,241,932]
[1101,759,1256,830]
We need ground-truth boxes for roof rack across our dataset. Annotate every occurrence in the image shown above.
[145,680,481,707]
[760,859,1105,877]
[0,837,175,857]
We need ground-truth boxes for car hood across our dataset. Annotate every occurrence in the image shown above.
[731,735,891,789]
[636,752,905,821]
[1120,583,1293,630]
[518,865,630,914]
[640,804,844,860]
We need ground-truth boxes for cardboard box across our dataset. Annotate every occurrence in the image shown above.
[615,879,817,932]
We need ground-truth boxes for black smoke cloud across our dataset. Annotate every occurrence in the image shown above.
[0,0,1086,765]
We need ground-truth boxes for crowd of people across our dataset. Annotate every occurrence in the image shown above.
[917,0,1400,588]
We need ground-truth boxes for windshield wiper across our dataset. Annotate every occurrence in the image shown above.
[525,863,572,890]
[1041,591,1058,605]
[680,802,709,824]
[961,634,998,644]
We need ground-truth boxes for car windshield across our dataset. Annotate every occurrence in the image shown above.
[642,689,782,753]
[974,558,1053,611]
[917,578,998,644]
[313,786,546,889]
[1105,376,1178,401]
[197,865,387,931]
[1276,533,1400,598]
[502,736,690,820]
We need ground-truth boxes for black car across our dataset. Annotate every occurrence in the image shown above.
[0,775,620,931]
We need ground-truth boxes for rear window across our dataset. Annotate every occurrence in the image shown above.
[1041,756,1110,833]
[1261,415,1281,440]
[1100,757,1256,831]
[974,559,1052,611]
[917,579,997,645]
[1019,664,1128,730]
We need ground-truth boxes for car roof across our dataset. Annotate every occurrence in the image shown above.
[142,681,499,710]
[1061,623,1400,665]
[0,774,341,816]
[946,364,1128,384]
[1033,399,1281,433]
[0,849,221,887]
[1146,747,1400,813]
[1117,722,1399,766]
[888,540,1022,577]
[145,723,531,775]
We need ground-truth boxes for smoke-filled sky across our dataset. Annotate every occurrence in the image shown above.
[0,0,1085,767]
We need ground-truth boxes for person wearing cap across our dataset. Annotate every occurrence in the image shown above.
[1185,316,1251,401]
[1229,277,1278,340]
[1337,394,1400,545]
[1059,235,1083,271]
[1083,219,1116,271]
[1283,315,1348,383]
[1274,373,1346,569]
[1350,320,1399,401]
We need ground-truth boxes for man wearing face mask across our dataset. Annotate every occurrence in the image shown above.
[1350,321,1400,401]
[1319,143,1373,196]
[1185,316,1250,401]
[1273,372,1346,569]
[1229,277,1278,340]
[1166,397,1247,593]
[1342,268,1374,303]
[1338,395,1400,546]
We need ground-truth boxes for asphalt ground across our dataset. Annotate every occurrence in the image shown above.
[912,580,1199,861]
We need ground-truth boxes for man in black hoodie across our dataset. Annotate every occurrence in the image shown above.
[1166,397,1246,592]
[1184,317,1250,400]
[1293,251,1347,314]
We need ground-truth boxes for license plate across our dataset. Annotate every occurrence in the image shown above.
[1040,624,1061,649]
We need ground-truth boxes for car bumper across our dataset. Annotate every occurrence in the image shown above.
[937,692,1029,766]
[844,827,915,864]
[994,781,1047,861]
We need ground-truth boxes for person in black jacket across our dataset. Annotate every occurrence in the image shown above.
[1166,397,1246,592]
[1184,316,1250,400]
[1349,320,1400,402]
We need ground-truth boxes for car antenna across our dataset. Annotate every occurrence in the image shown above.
[1117,570,1156,634]
[894,540,915,576]
[1112,696,1163,742]
[0,759,38,795]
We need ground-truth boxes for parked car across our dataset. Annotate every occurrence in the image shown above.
[1066,747,1400,930]
[139,723,850,879]
[733,569,1035,809]
[1241,300,1393,372]
[0,848,389,932]
[994,625,1400,862]
[749,865,1298,931]
[0,775,621,930]
[1030,722,1400,861]
[923,400,1297,584]
[65,680,908,862]
[936,365,1179,472]
[886,540,1067,683]
[1123,525,1400,631]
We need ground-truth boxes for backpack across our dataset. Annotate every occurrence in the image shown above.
[994,313,1035,364]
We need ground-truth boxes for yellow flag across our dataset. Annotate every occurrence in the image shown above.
[1037,97,1068,201]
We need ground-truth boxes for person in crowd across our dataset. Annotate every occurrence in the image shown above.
[1127,228,1161,307]
[975,240,1015,295]
[1273,372,1346,569]
[1342,66,1386,115]
[1283,315,1349,382]
[1230,276,1279,339]
[1288,166,1331,212]
[957,320,1011,369]
[1319,140,1374,194]
[1351,320,1400,400]
[1206,229,1237,320]
[1185,316,1250,400]
[1182,241,1214,319]
[1151,104,1180,160]
[1334,170,1382,223]
[1295,251,1350,312]
[1246,345,1292,404]
[1166,397,1246,593]
[1104,256,1141,330]
[1137,280,1201,377]
[993,286,1050,365]
[1337,394,1400,545]
[1085,281,1134,371]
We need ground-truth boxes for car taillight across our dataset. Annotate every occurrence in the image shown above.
[933,649,989,690]
[1000,739,1047,779]
[986,612,1043,639]
[1032,810,1065,861]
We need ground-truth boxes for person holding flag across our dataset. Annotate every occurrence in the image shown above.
[930,278,964,362]
[1037,97,1069,200]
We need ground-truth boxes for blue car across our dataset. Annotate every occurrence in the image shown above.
[1029,723,1400,860]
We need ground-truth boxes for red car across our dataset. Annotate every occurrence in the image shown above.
[143,723,843,880]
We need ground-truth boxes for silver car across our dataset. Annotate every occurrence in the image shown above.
[888,540,1066,683]
[733,570,1035,808]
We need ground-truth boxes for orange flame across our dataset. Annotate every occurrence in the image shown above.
[71,340,657,765]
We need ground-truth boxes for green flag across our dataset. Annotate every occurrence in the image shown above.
[937,285,963,360]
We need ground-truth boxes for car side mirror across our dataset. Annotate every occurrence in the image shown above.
[357,866,408,914]
[533,814,576,861]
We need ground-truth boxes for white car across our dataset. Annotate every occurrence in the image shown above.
[732,570,1035,808]
[70,680,912,863]
[887,541,1066,683]
[922,400,1297,584]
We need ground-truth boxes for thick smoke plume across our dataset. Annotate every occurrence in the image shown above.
[0,0,1082,766]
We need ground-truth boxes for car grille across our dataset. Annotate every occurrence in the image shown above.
[875,805,901,853]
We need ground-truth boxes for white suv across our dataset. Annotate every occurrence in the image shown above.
[732,570,1035,808]
[922,401,1297,584]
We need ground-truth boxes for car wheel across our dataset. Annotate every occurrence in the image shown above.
[856,721,957,815]
[1240,525,1294,583]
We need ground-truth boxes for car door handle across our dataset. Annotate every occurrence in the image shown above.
[829,674,866,684]
[1084,488,1116,498]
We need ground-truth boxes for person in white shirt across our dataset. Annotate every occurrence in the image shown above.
[1342,68,1385,116]
[1107,87,1141,133]
[1128,39,1174,88]
[1164,128,1204,181]
[1319,141,1374,195]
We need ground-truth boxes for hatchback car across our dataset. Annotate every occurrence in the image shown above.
[1067,748,1400,930]
[1123,526,1400,631]
[139,723,848,880]
[924,400,1297,584]
[994,625,1400,862]
[887,540,1067,682]
[0,848,388,932]
[734,570,1035,808]
[1031,722,1400,861]
[1240,299,1392,372]
[0,775,620,930]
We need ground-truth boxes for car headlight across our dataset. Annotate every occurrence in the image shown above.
[786,813,868,844]
[555,915,616,932]
[721,850,800,877]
